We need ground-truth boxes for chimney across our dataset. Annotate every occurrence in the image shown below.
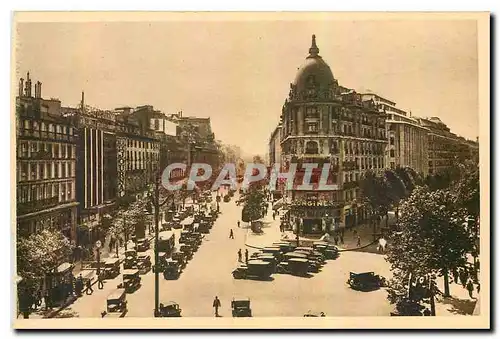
[18,78,24,97]
[25,72,32,97]
[35,81,42,98]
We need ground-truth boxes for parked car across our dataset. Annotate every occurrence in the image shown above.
[136,238,150,252]
[232,260,273,280]
[231,297,252,317]
[157,301,182,317]
[103,258,121,279]
[119,269,141,293]
[347,272,386,291]
[102,289,127,318]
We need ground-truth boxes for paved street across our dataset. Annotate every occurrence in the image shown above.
[61,190,393,318]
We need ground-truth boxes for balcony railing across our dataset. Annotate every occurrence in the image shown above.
[17,196,59,215]
[19,129,75,143]
[343,181,359,190]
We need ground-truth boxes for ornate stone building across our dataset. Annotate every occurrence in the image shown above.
[278,35,387,234]
[16,73,79,241]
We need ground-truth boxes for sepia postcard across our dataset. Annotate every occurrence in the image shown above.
[12,11,490,329]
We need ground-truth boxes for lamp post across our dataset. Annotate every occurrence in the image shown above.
[148,171,174,317]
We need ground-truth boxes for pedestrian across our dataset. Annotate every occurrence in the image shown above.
[76,274,83,296]
[452,267,459,284]
[213,296,221,317]
[340,234,344,245]
[238,249,242,262]
[97,271,105,290]
[86,278,94,295]
[229,229,234,239]
[35,289,42,309]
[237,220,240,228]
[459,268,467,288]
[356,235,361,247]
[476,283,480,294]
[334,235,339,246]
[466,279,474,299]
[245,249,249,263]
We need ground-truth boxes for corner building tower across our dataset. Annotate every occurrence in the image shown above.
[280,35,387,234]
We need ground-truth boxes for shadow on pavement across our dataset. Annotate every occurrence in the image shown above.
[441,296,476,315]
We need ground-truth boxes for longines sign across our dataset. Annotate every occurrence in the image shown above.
[291,200,340,207]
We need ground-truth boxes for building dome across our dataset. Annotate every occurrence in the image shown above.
[292,35,335,93]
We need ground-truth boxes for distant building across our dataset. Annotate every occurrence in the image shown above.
[16,73,79,241]
[417,117,473,175]
[361,92,429,176]
[268,124,282,168]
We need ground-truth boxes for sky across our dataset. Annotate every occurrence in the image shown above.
[15,18,479,156]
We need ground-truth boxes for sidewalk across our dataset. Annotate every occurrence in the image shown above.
[433,277,479,316]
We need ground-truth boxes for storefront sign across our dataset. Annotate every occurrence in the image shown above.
[291,200,340,207]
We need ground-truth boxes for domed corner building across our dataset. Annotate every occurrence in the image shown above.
[276,35,388,235]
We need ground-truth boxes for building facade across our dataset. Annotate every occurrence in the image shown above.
[362,93,429,176]
[16,73,78,241]
[268,124,282,167]
[418,117,471,175]
[279,36,387,234]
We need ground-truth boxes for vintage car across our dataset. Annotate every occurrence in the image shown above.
[152,252,170,273]
[179,230,192,244]
[272,242,296,253]
[171,219,183,229]
[103,258,121,279]
[261,247,283,262]
[294,249,325,265]
[255,254,278,272]
[283,252,319,272]
[304,311,326,317]
[324,244,340,259]
[102,289,128,318]
[347,272,386,291]
[231,297,252,317]
[157,301,182,317]
[123,249,138,269]
[278,258,310,276]
[136,238,150,252]
[136,254,152,274]
[119,269,141,293]
[163,259,181,280]
[198,221,211,234]
[223,195,230,203]
[171,251,187,268]
[180,244,194,260]
[232,260,273,280]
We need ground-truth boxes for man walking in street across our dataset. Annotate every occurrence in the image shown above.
[229,229,234,239]
[86,278,94,295]
[356,235,361,247]
[237,220,240,228]
[213,296,221,317]
[97,271,105,290]
[245,249,249,263]
[466,279,475,299]
[238,249,242,262]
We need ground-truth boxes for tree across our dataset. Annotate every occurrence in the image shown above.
[384,169,408,224]
[17,229,74,286]
[451,160,480,276]
[386,186,474,303]
[106,199,147,252]
[238,185,267,226]
[359,170,392,237]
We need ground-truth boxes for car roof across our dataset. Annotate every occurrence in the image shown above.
[122,269,139,275]
[105,258,120,264]
[247,259,270,265]
[288,258,309,263]
[108,289,125,299]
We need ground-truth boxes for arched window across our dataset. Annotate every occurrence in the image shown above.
[305,141,319,154]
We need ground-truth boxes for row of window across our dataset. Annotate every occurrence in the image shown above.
[21,119,74,135]
[18,141,75,159]
[126,140,159,149]
[18,161,75,182]
[126,150,160,161]
[17,181,75,204]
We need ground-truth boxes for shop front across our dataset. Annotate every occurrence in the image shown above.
[290,204,344,235]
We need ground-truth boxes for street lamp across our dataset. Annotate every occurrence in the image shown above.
[148,171,175,317]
